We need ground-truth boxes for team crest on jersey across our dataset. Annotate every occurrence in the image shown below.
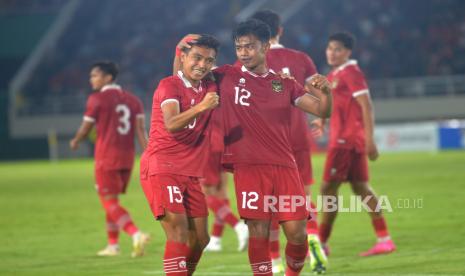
[271,80,283,93]
[331,79,339,89]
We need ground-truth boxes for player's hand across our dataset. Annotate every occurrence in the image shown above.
[306,74,331,95]
[310,119,324,138]
[69,138,79,151]
[177,34,200,53]
[198,92,219,111]
[367,139,379,161]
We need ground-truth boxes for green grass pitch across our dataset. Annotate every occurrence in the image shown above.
[1,151,465,275]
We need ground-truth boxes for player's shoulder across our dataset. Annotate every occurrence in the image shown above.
[157,75,182,91]
[272,71,300,87]
[213,64,236,74]
[341,62,366,79]
[273,47,312,59]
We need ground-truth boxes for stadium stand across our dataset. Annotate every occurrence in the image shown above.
[11,0,465,116]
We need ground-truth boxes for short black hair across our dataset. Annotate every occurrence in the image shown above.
[183,34,220,55]
[232,19,271,44]
[91,61,119,80]
[251,10,280,38]
[328,32,356,50]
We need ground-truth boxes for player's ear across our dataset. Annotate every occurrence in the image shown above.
[180,50,188,63]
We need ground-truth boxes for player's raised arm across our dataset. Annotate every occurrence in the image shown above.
[295,74,332,118]
[162,92,218,133]
[355,93,379,161]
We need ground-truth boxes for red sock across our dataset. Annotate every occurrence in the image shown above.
[372,217,389,239]
[249,237,272,276]
[211,217,225,237]
[164,241,189,275]
[306,201,319,235]
[186,245,204,275]
[106,213,119,245]
[269,220,280,259]
[100,197,139,236]
[206,196,239,227]
[319,223,333,244]
[285,241,308,275]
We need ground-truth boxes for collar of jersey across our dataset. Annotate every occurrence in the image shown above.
[177,71,202,93]
[270,43,284,49]
[241,65,276,78]
[101,83,122,92]
[334,59,358,74]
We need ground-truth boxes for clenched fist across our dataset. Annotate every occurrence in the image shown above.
[198,92,219,111]
[307,74,331,95]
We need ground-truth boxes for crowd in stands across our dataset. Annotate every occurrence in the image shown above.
[12,0,465,115]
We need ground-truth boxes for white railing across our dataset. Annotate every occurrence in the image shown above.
[369,74,465,98]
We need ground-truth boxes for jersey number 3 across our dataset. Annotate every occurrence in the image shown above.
[115,104,131,135]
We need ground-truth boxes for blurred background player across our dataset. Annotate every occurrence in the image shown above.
[140,35,220,275]
[250,10,327,274]
[201,149,248,252]
[313,32,396,257]
[69,61,150,257]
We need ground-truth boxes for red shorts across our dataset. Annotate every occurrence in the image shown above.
[95,168,131,196]
[294,150,314,186]
[323,148,369,183]
[200,152,222,186]
[140,173,208,220]
[233,164,309,222]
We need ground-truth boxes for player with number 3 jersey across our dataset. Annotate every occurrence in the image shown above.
[70,61,150,258]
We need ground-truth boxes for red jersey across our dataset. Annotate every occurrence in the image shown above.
[327,60,369,152]
[145,71,217,177]
[266,44,318,151]
[214,65,307,168]
[84,84,144,170]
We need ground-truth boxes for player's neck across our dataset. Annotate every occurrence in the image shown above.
[179,71,201,88]
[248,63,268,75]
[270,37,280,46]
[331,59,350,69]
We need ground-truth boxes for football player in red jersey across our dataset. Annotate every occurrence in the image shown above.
[250,10,327,273]
[313,32,396,257]
[141,35,220,275]
[176,19,331,276]
[70,61,150,257]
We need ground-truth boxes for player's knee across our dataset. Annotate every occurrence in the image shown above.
[166,226,189,243]
[321,182,338,195]
[350,181,369,195]
[197,234,210,250]
[247,220,270,238]
[285,228,307,244]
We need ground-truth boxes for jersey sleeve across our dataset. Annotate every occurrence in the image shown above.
[83,94,99,123]
[344,67,369,98]
[288,79,307,105]
[302,53,318,82]
[157,79,181,108]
